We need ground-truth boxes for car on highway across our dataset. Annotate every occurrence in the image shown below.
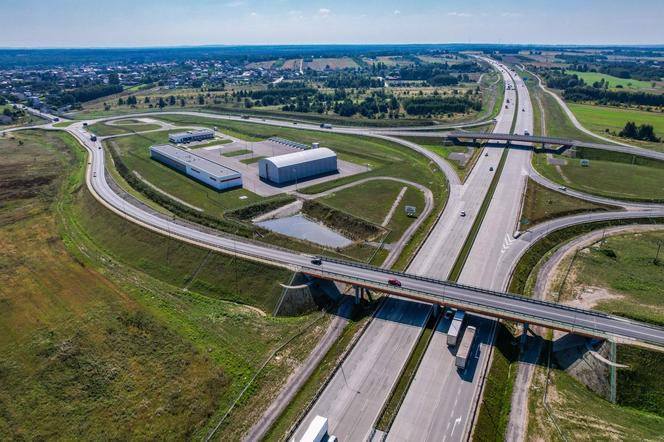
[90,135,97,141]
[460,211,466,217]
[489,166,494,171]
[93,172,96,177]
[444,308,455,319]
[311,256,322,265]
[524,130,530,136]
[522,108,525,112]
[53,117,59,122]
[387,278,402,287]
[485,152,489,157]
[558,186,567,191]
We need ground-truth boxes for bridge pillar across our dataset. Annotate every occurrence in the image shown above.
[609,339,617,403]
[520,323,529,349]
[364,288,373,302]
[432,304,440,317]
[354,286,361,305]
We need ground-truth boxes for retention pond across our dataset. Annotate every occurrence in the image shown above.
[255,214,352,248]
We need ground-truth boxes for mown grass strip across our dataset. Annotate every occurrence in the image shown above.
[374,310,438,432]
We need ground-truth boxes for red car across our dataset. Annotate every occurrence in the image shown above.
[388,278,402,287]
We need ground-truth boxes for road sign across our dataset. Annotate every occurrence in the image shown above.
[405,205,417,216]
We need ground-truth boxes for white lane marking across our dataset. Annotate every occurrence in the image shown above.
[451,417,462,437]
[501,233,515,254]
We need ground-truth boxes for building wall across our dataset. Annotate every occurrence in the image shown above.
[169,131,214,144]
[185,164,242,190]
[150,148,242,190]
[258,155,337,184]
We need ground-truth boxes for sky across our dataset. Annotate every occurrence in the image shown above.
[1,0,663,48]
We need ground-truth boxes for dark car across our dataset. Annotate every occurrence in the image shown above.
[311,256,322,265]
[489,166,494,171]
[388,278,402,287]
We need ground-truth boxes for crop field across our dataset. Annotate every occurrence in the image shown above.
[520,178,616,227]
[568,103,664,151]
[0,129,329,439]
[567,70,660,91]
[532,148,664,202]
[304,57,359,70]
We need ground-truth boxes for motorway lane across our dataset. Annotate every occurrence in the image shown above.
[387,61,526,442]
[291,297,432,442]
[293,59,518,441]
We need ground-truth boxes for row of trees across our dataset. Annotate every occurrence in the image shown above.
[619,121,660,142]
[402,94,481,116]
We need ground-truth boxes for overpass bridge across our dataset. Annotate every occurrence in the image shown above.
[300,257,664,350]
[446,130,576,148]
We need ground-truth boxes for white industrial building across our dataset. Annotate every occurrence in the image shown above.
[258,147,337,184]
[168,129,214,144]
[150,144,242,190]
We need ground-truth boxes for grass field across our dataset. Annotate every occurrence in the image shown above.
[472,323,519,442]
[317,179,425,241]
[0,131,223,439]
[520,178,616,227]
[532,148,664,202]
[560,231,664,326]
[240,155,266,164]
[568,103,664,152]
[88,121,162,136]
[222,148,253,157]
[53,120,76,128]
[568,70,659,91]
[527,360,664,442]
[399,135,483,182]
[0,129,330,439]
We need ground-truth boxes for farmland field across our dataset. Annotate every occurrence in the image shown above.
[567,70,660,91]
[568,103,664,151]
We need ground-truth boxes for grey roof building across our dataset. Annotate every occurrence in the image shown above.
[258,148,337,185]
[150,144,242,190]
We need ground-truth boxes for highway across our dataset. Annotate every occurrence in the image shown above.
[10,63,664,441]
[387,60,533,442]
[293,58,518,441]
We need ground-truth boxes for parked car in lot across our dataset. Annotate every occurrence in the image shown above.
[388,278,402,287]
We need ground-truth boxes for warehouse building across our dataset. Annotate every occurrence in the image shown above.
[168,129,214,144]
[258,148,337,184]
[150,144,242,190]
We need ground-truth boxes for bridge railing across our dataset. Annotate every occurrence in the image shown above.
[304,264,664,346]
[318,257,664,332]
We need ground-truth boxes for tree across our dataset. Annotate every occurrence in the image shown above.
[168,95,176,106]
[619,121,638,139]
[108,73,120,85]
[158,97,166,109]
[198,95,205,105]
[636,124,660,142]
[180,98,186,107]
[144,96,150,104]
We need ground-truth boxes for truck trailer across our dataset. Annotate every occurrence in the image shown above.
[300,415,328,442]
[447,310,466,346]
[455,325,477,370]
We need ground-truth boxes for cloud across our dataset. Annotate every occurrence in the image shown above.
[447,12,472,17]
[501,12,523,17]
[393,10,401,15]
[249,11,258,17]
[318,8,331,16]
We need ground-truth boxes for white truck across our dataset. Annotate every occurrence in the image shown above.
[455,325,477,370]
[300,415,328,442]
[446,310,465,346]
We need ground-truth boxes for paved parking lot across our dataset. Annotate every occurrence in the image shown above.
[193,139,367,196]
